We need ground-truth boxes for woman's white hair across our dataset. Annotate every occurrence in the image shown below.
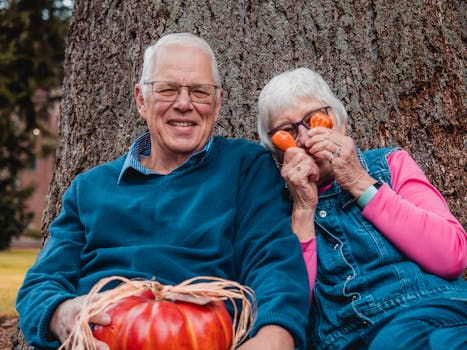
[257,68,348,151]
[139,33,221,98]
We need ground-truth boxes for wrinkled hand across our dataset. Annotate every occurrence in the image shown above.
[281,147,319,241]
[305,127,375,196]
[237,325,294,350]
[281,147,319,210]
[50,295,110,350]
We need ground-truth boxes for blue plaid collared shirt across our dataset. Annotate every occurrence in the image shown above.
[118,131,213,183]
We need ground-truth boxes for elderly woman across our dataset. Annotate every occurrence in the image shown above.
[257,67,467,350]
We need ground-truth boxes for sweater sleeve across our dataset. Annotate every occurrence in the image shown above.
[233,150,310,349]
[16,180,84,349]
[362,149,467,278]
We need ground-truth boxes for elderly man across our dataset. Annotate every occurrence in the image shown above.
[17,33,310,349]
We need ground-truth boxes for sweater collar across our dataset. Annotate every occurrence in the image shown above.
[118,131,213,184]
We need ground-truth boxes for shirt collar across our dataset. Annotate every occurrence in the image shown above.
[118,131,213,184]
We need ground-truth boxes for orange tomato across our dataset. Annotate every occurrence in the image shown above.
[271,130,297,151]
[309,112,333,129]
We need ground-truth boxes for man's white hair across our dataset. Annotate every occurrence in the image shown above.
[139,33,221,99]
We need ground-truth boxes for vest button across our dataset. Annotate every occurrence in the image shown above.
[333,244,339,250]
[319,210,327,218]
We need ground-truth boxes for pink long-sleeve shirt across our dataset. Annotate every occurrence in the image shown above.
[301,149,467,298]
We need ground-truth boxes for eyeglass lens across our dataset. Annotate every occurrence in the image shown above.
[150,82,216,104]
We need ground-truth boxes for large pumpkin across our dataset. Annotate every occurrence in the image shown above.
[59,276,256,350]
[93,290,233,350]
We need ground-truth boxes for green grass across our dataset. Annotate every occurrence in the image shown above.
[0,249,39,317]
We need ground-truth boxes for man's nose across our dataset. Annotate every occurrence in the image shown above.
[174,87,193,110]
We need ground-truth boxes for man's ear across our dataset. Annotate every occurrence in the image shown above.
[134,84,147,120]
[213,88,224,121]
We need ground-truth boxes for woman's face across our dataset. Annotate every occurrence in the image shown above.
[269,96,345,185]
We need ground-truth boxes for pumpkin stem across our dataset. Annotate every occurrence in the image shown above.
[152,281,166,301]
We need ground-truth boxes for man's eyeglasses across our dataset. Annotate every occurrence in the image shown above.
[267,106,331,139]
[143,81,219,104]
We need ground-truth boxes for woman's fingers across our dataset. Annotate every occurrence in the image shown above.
[305,129,352,163]
[282,148,319,182]
[281,148,320,210]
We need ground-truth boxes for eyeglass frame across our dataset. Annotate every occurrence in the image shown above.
[267,106,332,139]
[143,80,220,104]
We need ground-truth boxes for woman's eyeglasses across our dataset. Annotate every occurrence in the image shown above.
[267,106,331,139]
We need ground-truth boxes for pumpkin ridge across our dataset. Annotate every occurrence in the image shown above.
[176,300,199,350]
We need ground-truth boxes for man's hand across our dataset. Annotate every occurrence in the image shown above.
[237,325,294,350]
[49,295,111,350]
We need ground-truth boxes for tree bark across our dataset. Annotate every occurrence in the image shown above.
[13,0,465,348]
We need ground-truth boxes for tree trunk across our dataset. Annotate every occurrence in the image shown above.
[13,0,465,348]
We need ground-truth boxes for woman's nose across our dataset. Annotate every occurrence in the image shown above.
[295,125,309,147]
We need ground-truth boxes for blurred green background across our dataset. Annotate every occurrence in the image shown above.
[0,0,72,250]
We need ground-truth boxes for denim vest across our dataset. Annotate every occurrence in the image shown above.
[310,147,467,349]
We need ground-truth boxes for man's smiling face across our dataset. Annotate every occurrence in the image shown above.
[136,44,222,163]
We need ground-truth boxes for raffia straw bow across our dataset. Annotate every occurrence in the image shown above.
[59,275,257,350]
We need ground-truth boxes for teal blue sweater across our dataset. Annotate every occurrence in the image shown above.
[17,135,310,349]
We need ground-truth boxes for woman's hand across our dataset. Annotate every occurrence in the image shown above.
[282,147,319,208]
[281,147,319,241]
[305,127,376,198]
[50,295,111,350]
